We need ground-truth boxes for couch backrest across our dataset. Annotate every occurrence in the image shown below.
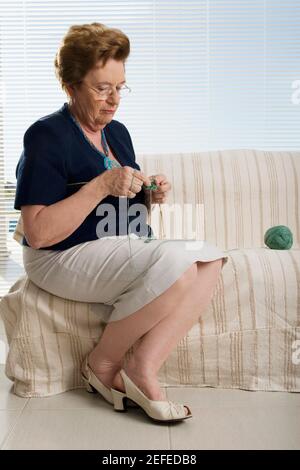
[12,149,299,251]
[138,149,300,250]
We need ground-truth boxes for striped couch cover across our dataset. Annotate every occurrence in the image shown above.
[0,149,299,397]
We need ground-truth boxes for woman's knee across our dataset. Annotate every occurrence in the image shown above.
[198,259,223,274]
[176,262,198,288]
[178,259,222,288]
[196,259,223,285]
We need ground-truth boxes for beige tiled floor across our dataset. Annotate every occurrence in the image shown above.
[0,365,299,450]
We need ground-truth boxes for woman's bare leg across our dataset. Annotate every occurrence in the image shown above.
[88,259,223,402]
[88,261,199,388]
[118,259,223,398]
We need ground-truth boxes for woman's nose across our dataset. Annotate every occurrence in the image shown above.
[106,99,119,108]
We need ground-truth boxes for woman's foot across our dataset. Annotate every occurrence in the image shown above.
[87,354,122,390]
[111,367,167,401]
[113,364,190,416]
[88,358,189,416]
[87,354,166,400]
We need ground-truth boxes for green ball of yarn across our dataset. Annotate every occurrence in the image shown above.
[264,225,293,250]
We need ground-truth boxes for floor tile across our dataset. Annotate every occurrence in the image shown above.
[0,410,21,449]
[3,406,171,450]
[166,386,300,408]
[168,404,300,449]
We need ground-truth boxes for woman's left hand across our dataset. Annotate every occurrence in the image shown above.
[149,174,172,204]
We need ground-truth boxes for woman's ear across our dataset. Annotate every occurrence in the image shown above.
[65,85,72,98]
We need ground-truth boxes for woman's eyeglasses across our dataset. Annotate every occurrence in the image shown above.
[79,82,131,99]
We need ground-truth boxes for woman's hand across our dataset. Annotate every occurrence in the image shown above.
[101,166,152,199]
[148,174,172,204]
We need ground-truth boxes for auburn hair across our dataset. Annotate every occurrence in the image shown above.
[54,22,130,95]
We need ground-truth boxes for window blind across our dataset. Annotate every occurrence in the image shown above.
[0,0,299,297]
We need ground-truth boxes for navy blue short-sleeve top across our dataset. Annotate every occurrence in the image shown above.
[14,102,153,250]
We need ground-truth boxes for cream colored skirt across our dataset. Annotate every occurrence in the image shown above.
[22,236,229,323]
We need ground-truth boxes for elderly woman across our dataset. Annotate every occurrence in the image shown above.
[14,23,228,423]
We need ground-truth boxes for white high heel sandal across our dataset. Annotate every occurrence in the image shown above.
[111,369,193,423]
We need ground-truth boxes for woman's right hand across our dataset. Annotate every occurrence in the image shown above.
[100,166,152,199]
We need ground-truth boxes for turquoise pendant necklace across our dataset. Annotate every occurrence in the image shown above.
[67,105,161,241]
[100,128,122,169]
[68,105,121,169]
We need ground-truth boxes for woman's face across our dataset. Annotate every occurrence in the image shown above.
[68,58,125,132]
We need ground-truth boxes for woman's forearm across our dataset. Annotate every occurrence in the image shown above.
[31,174,109,249]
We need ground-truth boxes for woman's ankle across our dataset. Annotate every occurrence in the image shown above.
[124,353,158,381]
[87,351,122,374]
[121,366,166,400]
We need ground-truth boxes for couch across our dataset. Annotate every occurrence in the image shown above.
[0,149,299,397]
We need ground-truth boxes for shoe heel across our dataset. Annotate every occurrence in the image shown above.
[111,388,128,411]
[82,375,97,394]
